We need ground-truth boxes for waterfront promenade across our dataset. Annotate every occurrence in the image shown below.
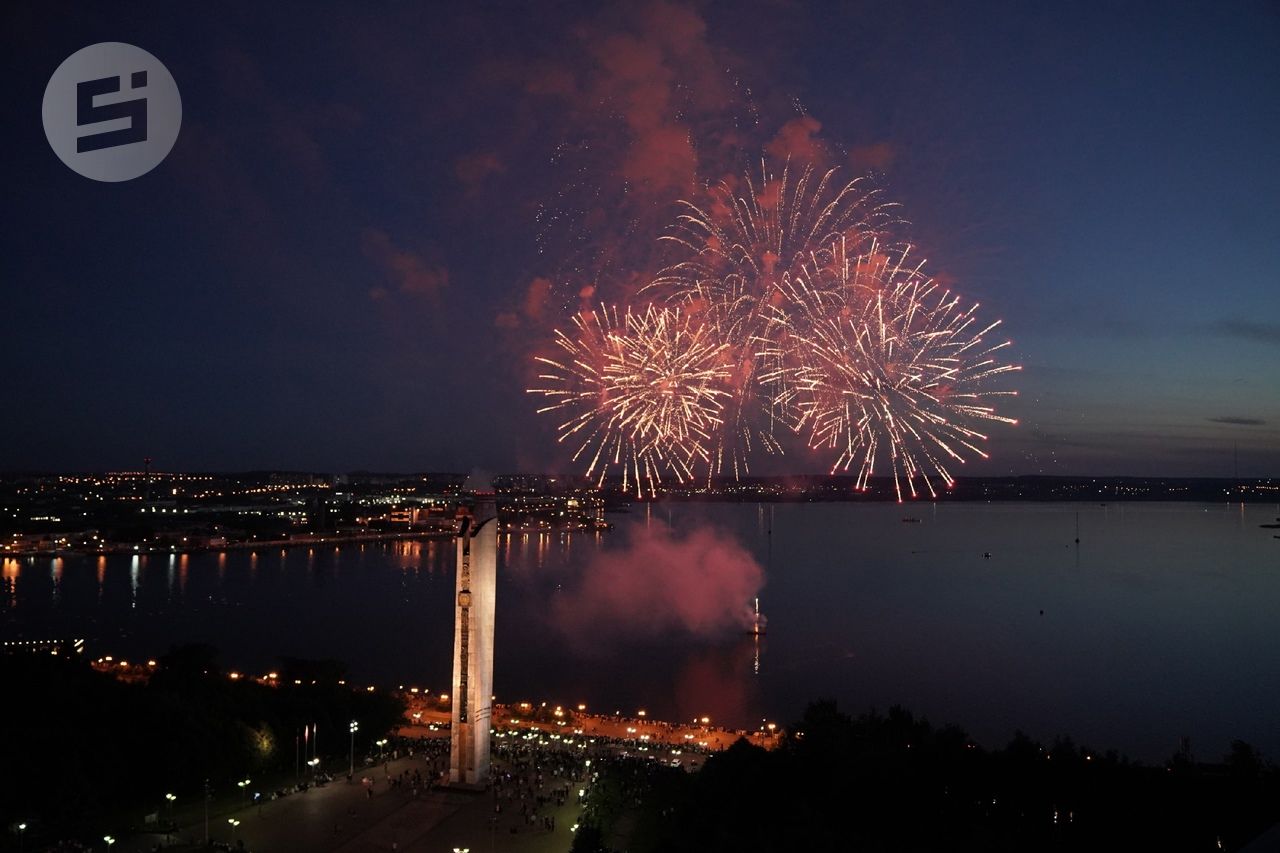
[120,748,583,853]
[109,704,774,853]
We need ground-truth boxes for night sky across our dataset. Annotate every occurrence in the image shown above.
[3,1,1277,476]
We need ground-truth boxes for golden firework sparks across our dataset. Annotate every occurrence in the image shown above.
[529,305,732,498]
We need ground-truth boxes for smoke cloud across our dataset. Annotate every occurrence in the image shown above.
[551,520,763,643]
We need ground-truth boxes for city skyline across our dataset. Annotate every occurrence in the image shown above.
[2,2,1277,477]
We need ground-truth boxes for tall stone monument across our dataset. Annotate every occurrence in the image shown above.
[448,476,497,786]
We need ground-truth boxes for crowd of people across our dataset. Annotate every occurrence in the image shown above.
[491,734,586,836]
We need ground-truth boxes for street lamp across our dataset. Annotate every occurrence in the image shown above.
[375,737,388,762]
[349,720,359,776]
[16,823,26,853]
[103,836,115,850]
[163,793,177,843]
[236,777,251,804]
[228,817,241,844]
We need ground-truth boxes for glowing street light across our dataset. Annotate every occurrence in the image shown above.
[17,823,26,853]
[349,720,359,776]
[159,792,178,843]
[103,837,116,849]
[236,777,251,804]
[375,737,388,762]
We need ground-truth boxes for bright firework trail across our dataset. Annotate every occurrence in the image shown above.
[647,161,896,477]
[533,159,1021,499]
[778,239,1021,501]
[529,304,732,498]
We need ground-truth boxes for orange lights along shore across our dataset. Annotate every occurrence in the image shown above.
[84,658,781,751]
[400,695,781,752]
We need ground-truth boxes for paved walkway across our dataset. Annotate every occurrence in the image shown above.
[114,709,770,853]
[123,750,583,853]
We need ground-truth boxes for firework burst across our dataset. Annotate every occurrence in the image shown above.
[780,241,1021,501]
[531,158,1020,499]
[644,160,899,475]
[528,305,733,497]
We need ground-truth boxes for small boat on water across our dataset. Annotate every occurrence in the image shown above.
[901,517,921,524]
[749,597,768,636]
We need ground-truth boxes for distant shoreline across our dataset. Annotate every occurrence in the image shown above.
[2,530,453,558]
[616,475,1279,504]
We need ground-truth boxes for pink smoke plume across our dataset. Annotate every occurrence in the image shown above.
[551,520,763,643]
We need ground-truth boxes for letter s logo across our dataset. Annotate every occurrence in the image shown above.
[43,43,181,182]
[76,70,148,153]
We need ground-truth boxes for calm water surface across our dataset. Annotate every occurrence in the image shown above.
[3,501,1278,762]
